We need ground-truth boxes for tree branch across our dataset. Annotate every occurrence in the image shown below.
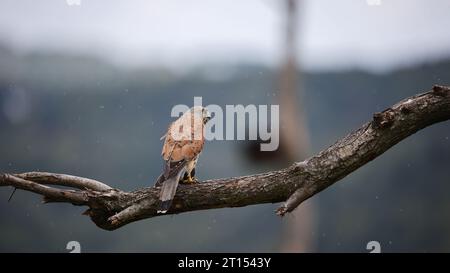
[14,172,112,191]
[1,85,450,230]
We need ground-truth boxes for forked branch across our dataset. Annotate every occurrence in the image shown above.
[1,85,450,230]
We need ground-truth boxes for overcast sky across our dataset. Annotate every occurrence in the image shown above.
[1,0,450,71]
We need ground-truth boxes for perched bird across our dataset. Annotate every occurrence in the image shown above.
[155,106,211,213]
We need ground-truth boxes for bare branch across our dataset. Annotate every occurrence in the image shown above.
[14,172,112,191]
[1,85,450,230]
[0,174,88,205]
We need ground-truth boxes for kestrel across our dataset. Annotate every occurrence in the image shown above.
[155,106,211,213]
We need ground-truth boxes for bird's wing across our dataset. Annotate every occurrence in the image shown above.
[161,118,205,162]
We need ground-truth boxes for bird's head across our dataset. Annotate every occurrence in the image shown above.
[191,106,211,124]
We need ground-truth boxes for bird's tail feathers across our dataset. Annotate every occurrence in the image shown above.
[157,168,184,214]
[158,200,172,214]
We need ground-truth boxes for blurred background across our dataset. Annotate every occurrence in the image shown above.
[1,0,450,252]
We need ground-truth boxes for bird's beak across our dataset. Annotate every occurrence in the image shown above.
[203,111,212,124]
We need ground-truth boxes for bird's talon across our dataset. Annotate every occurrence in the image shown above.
[191,177,199,184]
[180,176,199,184]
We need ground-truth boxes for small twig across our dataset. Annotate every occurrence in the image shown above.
[8,187,17,202]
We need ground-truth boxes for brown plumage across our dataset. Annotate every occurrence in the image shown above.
[156,106,210,213]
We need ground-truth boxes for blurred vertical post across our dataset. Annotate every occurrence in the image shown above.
[278,0,316,252]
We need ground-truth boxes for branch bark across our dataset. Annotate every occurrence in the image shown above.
[1,85,450,230]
